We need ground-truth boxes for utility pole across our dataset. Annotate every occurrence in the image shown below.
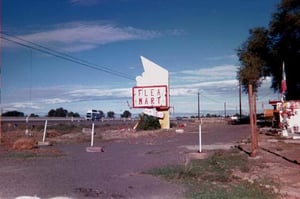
[248,84,258,157]
[224,102,226,118]
[239,81,242,118]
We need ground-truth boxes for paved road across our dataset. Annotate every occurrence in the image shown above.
[0,124,250,199]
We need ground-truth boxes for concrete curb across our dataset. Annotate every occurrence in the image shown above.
[86,147,104,153]
[180,144,235,151]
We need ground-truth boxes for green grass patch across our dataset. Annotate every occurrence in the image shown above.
[1,151,63,160]
[188,181,279,199]
[145,149,168,155]
[145,149,280,199]
[2,151,38,159]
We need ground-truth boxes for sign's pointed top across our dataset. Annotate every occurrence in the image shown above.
[136,56,168,86]
[140,56,168,73]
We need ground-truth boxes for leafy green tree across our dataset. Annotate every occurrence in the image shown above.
[98,110,105,118]
[48,109,56,117]
[237,27,270,93]
[268,0,300,100]
[48,107,68,117]
[107,111,115,118]
[237,0,300,100]
[29,113,39,117]
[121,110,131,118]
[2,111,24,117]
[67,112,80,117]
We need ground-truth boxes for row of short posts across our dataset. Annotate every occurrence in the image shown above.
[34,118,200,153]
[27,118,102,151]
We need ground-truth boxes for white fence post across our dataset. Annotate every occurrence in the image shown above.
[91,122,95,147]
[199,120,202,153]
[42,120,48,143]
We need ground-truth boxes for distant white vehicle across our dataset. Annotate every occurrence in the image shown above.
[228,116,239,125]
[230,116,238,120]
[86,110,102,121]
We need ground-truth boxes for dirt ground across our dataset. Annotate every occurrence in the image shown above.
[1,121,300,198]
[237,128,300,199]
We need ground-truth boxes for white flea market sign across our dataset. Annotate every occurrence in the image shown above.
[132,85,168,108]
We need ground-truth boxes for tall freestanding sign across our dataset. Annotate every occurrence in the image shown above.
[133,56,170,129]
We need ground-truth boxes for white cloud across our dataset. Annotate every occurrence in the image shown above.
[4,22,161,52]
[2,65,278,115]
[205,54,237,61]
[171,65,239,85]
[2,85,133,114]
[3,64,241,114]
[170,79,238,96]
[68,87,131,98]
[183,65,237,77]
[42,98,73,104]
[61,44,98,52]
[167,65,245,113]
[3,102,41,110]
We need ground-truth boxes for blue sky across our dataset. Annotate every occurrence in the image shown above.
[1,0,281,117]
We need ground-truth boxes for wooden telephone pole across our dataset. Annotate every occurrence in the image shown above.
[239,81,242,118]
[248,84,258,157]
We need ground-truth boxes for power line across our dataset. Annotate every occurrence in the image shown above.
[4,32,133,80]
[200,92,234,108]
[0,31,135,81]
[199,91,244,110]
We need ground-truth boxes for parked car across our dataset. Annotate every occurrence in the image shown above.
[228,116,249,125]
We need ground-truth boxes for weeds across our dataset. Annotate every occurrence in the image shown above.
[2,151,38,159]
[135,114,161,131]
[1,151,62,159]
[145,149,280,199]
[48,123,79,134]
